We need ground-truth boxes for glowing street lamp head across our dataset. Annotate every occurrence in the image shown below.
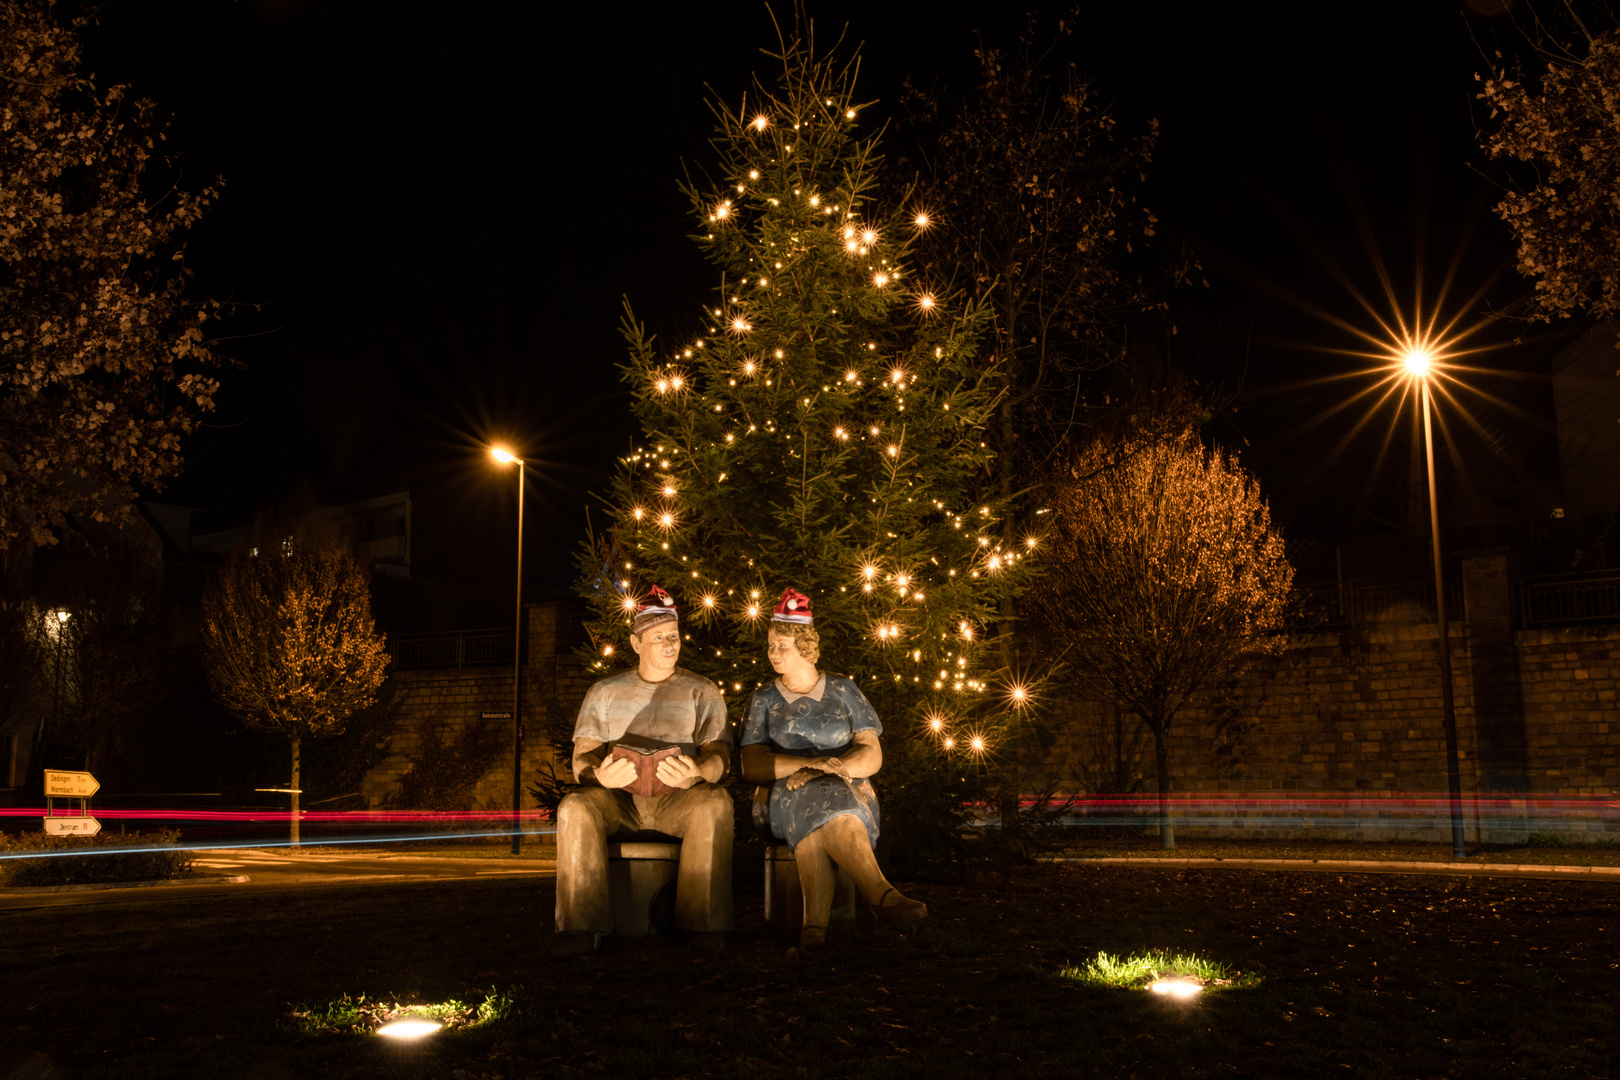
[490,446,519,465]
[1402,349,1433,378]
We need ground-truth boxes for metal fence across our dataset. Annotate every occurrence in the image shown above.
[1522,572,1620,628]
[1290,575,1465,632]
[390,628,517,670]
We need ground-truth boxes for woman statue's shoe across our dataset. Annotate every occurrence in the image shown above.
[798,925,828,950]
[866,887,928,924]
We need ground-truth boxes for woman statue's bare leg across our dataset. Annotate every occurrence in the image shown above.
[812,814,890,904]
[792,828,838,943]
[819,815,926,921]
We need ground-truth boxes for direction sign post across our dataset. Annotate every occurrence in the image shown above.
[43,816,101,837]
[42,770,100,837]
[44,770,100,798]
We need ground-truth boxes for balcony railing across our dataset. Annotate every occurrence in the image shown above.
[1522,572,1620,628]
[390,628,517,670]
[1289,576,1465,632]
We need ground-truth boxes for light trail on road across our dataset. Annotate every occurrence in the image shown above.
[0,827,558,861]
[3,794,1612,860]
[0,807,557,823]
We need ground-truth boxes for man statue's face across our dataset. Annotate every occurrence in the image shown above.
[630,621,681,679]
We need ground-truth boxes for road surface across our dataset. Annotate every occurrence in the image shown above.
[0,848,556,910]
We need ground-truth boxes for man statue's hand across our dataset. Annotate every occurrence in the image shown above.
[656,754,703,790]
[594,755,638,790]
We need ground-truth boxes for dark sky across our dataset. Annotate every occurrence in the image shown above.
[76,0,1547,602]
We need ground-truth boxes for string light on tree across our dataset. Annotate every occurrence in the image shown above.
[577,29,1042,853]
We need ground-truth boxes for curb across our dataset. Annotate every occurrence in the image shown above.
[1044,857,1620,880]
[0,874,250,895]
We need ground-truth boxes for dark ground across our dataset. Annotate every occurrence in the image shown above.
[1,863,1616,1079]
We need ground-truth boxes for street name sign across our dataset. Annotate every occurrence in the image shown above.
[44,816,101,837]
[44,770,99,798]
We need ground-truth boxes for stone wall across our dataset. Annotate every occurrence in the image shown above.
[359,600,592,811]
[365,577,1619,844]
[1041,551,1620,843]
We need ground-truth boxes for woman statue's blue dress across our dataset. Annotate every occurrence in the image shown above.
[741,673,882,848]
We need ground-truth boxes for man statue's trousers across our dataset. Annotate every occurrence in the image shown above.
[554,782,734,933]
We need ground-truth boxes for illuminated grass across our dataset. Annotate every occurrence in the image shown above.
[1059,949,1261,991]
[287,986,519,1036]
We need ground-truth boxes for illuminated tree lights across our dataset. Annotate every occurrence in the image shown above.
[574,31,1043,772]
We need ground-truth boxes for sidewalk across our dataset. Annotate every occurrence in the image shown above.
[1047,838,1620,880]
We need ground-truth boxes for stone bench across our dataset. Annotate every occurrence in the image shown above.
[607,841,681,937]
[762,843,857,934]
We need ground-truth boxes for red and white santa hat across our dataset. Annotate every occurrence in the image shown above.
[632,585,679,635]
[771,587,813,626]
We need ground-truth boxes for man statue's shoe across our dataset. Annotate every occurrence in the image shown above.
[550,931,602,960]
[687,931,727,953]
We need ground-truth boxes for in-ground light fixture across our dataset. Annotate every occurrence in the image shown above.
[1148,979,1203,1000]
[376,1018,443,1039]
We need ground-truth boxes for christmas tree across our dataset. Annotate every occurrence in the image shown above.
[574,27,1041,864]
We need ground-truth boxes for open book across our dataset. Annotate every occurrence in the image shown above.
[610,744,682,798]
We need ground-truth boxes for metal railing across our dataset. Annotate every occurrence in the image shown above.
[390,628,517,670]
[1522,572,1620,627]
[1289,576,1465,632]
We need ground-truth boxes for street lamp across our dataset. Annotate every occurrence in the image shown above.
[1401,350,1467,859]
[490,444,525,855]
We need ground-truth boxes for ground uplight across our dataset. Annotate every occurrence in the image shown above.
[376,1018,443,1039]
[1148,978,1203,1000]
[1059,949,1256,997]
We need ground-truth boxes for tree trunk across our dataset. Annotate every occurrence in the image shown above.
[998,392,1019,670]
[1153,726,1174,850]
[290,735,301,847]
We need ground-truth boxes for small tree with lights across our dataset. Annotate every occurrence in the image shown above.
[201,503,390,845]
[575,25,1045,872]
[1024,428,1293,849]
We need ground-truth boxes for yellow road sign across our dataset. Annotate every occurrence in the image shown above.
[44,770,99,798]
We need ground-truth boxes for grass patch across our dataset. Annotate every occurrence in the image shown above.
[0,828,193,887]
[1059,948,1261,992]
[286,986,519,1036]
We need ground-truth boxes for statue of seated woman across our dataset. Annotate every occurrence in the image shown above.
[740,587,928,949]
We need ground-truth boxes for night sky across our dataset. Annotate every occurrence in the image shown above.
[76,1,1546,607]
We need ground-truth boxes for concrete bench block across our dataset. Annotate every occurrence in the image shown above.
[762,843,857,935]
[607,841,680,937]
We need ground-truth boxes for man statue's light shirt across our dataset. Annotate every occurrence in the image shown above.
[572,667,729,758]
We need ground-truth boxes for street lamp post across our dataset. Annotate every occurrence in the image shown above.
[1404,351,1467,859]
[491,446,525,855]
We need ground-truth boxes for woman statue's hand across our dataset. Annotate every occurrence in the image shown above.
[785,757,850,791]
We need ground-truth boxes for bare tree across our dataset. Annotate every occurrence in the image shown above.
[907,17,1198,628]
[1024,430,1293,848]
[201,506,388,844]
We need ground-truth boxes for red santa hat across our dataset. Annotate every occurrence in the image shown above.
[771,587,814,625]
[632,585,679,635]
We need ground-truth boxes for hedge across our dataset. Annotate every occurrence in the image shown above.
[0,828,194,888]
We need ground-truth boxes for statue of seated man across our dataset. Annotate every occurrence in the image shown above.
[552,586,733,958]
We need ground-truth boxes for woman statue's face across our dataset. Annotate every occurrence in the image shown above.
[766,631,805,674]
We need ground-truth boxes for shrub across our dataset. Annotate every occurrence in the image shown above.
[0,828,193,888]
